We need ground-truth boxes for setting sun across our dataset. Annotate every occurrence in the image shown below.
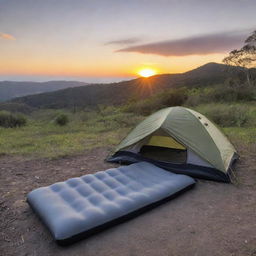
[138,68,157,78]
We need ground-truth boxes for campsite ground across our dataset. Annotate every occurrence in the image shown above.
[1,146,256,256]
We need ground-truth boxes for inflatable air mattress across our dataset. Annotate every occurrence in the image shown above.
[27,162,195,245]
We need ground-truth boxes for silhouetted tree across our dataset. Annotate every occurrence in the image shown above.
[223,30,256,86]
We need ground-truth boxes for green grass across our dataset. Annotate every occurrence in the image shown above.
[0,108,143,158]
[193,103,256,127]
[192,103,256,154]
[0,101,255,159]
[223,127,256,144]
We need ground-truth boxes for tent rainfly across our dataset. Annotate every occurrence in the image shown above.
[107,106,238,182]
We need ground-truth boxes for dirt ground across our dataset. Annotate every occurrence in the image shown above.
[0,147,256,256]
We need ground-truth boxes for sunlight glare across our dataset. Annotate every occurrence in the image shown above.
[138,68,156,78]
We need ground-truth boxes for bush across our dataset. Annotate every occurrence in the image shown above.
[157,88,188,107]
[0,111,27,128]
[55,114,69,126]
[123,88,188,115]
[0,102,34,114]
[208,86,255,102]
[195,104,252,127]
[186,85,256,106]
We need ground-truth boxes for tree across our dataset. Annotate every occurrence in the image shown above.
[223,30,256,86]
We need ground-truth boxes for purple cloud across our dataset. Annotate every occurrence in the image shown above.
[116,32,245,56]
[105,37,142,46]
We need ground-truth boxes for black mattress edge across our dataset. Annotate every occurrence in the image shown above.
[27,182,195,246]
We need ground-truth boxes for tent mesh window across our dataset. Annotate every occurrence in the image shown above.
[137,134,187,164]
[139,145,187,164]
[139,145,187,163]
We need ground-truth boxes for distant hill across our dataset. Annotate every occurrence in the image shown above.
[0,81,88,102]
[9,63,251,109]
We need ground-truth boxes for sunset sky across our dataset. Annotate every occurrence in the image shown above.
[0,0,255,82]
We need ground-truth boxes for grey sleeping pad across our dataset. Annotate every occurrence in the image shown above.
[27,162,195,243]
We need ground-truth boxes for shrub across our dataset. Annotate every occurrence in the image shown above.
[0,111,27,128]
[55,114,69,126]
[185,85,256,106]
[208,86,255,102]
[185,94,202,106]
[157,88,188,107]
[123,88,188,115]
[123,99,158,116]
[0,102,34,114]
[195,104,251,127]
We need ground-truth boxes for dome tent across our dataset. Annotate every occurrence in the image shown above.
[107,106,238,182]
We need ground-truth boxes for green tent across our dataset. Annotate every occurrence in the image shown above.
[107,106,238,182]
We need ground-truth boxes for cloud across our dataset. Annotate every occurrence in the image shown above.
[105,37,141,46]
[0,32,16,40]
[116,32,245,56]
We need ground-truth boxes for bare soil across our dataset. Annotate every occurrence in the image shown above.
[0,147,256,256]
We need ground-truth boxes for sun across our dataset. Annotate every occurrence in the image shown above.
[138,68,156,78]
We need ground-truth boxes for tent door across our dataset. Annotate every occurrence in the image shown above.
[140,145,187,163]
[139,134,187,164]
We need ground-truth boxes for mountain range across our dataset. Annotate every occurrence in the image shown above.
[0,81,88,102]
[1,62,252,110]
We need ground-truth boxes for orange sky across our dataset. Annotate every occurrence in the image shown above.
[0,0,254,82]
[0,45,230,77]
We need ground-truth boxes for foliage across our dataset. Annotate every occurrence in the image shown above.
[209,86,255,102]
[194,104,256,127]
[0,102,255,158]
[123,88,188,115]
[0,102,34,114]
[54,114,69,126]
[10,63,251,110]
[223,127,256,145]
[123,85,255,113]
[185,85,256,106]
[0,52,255,159]
[0,109,144,158]
[223,30,256,69]
[0,111,27,128]
[223,30,256,86]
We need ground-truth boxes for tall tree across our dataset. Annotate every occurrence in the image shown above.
[223,31,256,86]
